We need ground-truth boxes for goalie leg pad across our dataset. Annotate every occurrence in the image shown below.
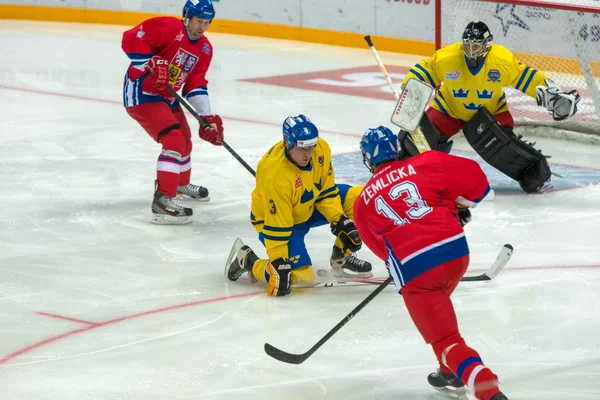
[463,108,551,192]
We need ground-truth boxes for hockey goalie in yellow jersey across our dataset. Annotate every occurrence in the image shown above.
[225,114,372,296]
[402,21,581,194]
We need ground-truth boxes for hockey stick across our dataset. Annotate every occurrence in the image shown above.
[363,35,431,153]
[166,86,257,177]
[264,244,513,364]
[305,243,513,287]
[264,276,393,364]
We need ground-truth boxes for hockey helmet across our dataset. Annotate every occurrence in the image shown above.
[360,126,401,172]
[183,0,216,21]
[462,21,493,68]
[282,114,319,149]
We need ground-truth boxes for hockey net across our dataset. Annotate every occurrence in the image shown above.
[440,0,600,139]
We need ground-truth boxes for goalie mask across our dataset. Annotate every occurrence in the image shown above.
[360,126,401,173]
[462,21,493,69]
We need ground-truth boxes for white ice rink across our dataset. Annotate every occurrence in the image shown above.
[1,20,600,400]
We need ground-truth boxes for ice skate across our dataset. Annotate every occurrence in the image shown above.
[427,369,468,399]
[330,245,373,278]
[176,182,210,201]
[224,238,259,282]
[151,191,193,225]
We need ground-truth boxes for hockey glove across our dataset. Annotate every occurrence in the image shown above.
[536,78,581,121]
[457,206,472,227]
[331,215,362,252]
[199,115,224,146]
[266,258,292,297]
[145,56,170,91]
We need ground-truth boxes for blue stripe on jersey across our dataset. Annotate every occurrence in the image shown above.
[414,64,436,88]
[408,68,425,82]
[318,186,337,198]
[472,184,491,204]
[495,101,507,113]
[126,52,153,61]
[433,96,450,116]
[385,234,469,288]
[251,220,264,226]
[456,357,483,381]
[262,233,291,241]
[515,66,530,90]
[521,69,538,93]
[185,85,208,98]
[263,225,293,232]
[315,192,338,203]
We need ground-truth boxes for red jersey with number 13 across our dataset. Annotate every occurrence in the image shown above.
[353,150,490,288]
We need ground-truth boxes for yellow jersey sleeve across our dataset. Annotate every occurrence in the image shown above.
[402,52,440,89]
[494,45,548,99]
[315,159,344,223]
[262,177,294,261]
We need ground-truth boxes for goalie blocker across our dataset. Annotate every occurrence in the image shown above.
[463,107,551,193]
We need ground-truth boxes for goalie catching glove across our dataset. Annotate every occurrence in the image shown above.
[266,258,292,297]
[331,215,362,252]
[536,78,581,121]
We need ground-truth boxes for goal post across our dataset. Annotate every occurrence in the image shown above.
[436,0,600,137]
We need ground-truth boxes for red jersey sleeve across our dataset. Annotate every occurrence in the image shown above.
[122,17,169,80]
[439,153,491,207]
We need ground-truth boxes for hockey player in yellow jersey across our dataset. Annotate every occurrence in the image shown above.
[225,114,372,296]
[402,21,580,194]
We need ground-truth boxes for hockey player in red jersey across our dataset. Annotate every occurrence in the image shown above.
[353,127,508,400]
[122,0,224,224]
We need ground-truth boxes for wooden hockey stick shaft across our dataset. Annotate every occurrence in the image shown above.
[166,86,257,177]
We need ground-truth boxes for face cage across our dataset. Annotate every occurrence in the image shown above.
[463,39,486,59]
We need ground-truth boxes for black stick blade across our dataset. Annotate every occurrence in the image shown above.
[264,343,308,365]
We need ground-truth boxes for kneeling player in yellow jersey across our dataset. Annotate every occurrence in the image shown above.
[402,21,581,194]
[225,114,372,296]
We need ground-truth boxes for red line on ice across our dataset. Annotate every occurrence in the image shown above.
[0,291,263,366]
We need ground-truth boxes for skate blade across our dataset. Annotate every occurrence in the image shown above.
[224,238,245,279]
[151,214,193,225]
[328,268,374,279]
[176,194,210,202]
[432,385,468,400]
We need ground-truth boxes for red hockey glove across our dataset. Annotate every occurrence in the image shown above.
[145,56,169,91]
[199,115,224,146]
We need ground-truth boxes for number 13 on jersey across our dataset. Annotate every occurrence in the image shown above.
[375,181,432,226]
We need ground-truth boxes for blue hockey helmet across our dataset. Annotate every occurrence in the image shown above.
[183,0,216,21]
[282,114,319,149]
[360,126,400,172]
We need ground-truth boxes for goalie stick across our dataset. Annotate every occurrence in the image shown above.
[364,35,431,153]
[263,244,513,364]
[166,86,257,177]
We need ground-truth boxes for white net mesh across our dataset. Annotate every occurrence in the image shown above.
[441,0,600,136]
